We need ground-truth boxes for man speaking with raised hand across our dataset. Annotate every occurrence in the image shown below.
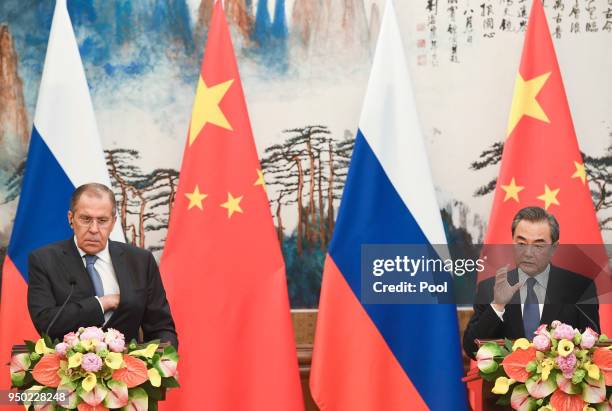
[463,206,599,357]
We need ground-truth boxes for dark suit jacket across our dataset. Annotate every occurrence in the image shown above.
[463,265,599,358]
[27,239,178,348]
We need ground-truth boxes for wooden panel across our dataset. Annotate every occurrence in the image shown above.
[291,309,318,345]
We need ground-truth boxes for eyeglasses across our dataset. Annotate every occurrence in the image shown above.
[73,215,113,228]
[514,243,553,253]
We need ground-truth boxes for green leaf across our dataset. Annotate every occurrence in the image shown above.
[43,335,53,347]
[162,350,178,362]
[10,370,25,387]
[140,381,163,401]
[526,361,537,373]
[161,377,179,388]
[25,340,37,352]
[504,338,514,352]
[163,345,177,355]
[572,369,586,384]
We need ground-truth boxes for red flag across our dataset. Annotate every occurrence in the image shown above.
[159,2,304,410]
[484,0,610,329]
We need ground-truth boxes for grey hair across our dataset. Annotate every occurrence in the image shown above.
[511,206,559,243]
[70,183,117,216]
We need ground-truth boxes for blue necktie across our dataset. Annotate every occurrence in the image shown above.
[85,255,104,297]
[523,277,540,338]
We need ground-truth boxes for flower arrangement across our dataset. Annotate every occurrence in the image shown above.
[9,327,179,410]
[476,321,612,411]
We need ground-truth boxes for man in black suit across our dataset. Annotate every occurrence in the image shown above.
[463,206,599,358]
[27,183,178,348]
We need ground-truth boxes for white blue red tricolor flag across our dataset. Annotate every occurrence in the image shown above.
[0,0,122,391]
[309,2,468,410]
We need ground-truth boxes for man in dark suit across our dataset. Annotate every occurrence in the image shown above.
[27,183,178,348]
[463,206,599,358]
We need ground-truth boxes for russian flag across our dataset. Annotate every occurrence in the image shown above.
[309,2,468,410]
[0,0,122,391]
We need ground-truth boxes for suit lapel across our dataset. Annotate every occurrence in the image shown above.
[107,241,130,323]
[504,269,526,337]
[61,239,96,296]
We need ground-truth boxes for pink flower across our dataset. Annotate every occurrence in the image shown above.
[553,324,576,340]
[556,353,577,379]
[551,320,561,328]
[580,327,599,349]
[105,328,125,353]
[535,324,550,337]
[80,327,105,342]
[81,353,103,373]
[104,328,125,344]
[108,339,125,353]
[533,334,551,351]
[54,343,69,358]
[63,332,79,347]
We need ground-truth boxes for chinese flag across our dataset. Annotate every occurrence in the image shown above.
[159,2,304,410]
[484,0,611,330]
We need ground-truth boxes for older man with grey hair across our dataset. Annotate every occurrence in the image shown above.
[27,183,178,348]
[463,206,599,358]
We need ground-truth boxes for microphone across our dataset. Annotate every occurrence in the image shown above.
[574,303,600,334]
[45,277,77,338]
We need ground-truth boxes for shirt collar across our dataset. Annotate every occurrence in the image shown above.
[518,264,550,289]
[74,236,111,264]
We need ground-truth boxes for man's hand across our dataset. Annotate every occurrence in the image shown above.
[493,265,523,311]
[99,294,120,312]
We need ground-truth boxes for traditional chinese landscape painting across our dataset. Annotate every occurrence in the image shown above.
[0,0,610,307]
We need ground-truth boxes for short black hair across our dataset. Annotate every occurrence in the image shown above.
[511,206,559,243]
[70,183,117,216]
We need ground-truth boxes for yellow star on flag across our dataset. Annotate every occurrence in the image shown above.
[254,169,265,187]
[189,76,234,146]
[571,161,587,184]
[537,184,560,210]
[221,192,243,218]
[500,177,525,202]
[506,71,551,137]
[185,185,208,210]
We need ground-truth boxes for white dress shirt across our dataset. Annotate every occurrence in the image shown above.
[74,237,120,324]
[491,265,550,320]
